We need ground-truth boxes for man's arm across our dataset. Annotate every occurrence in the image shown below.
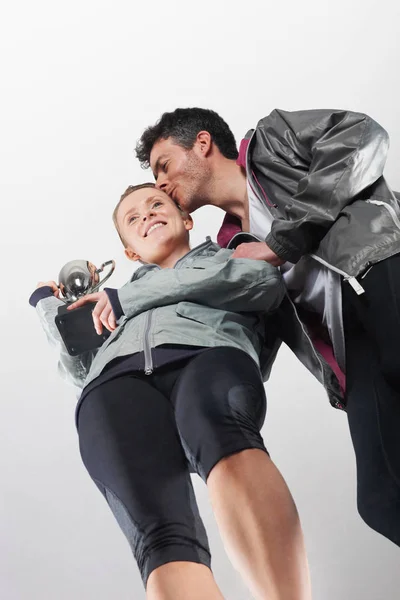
[253,108,389,263]
[117,251,285,319]
[70,249,285,322]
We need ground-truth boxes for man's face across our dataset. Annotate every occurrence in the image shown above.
[116,188,192,264]
[150,137,211,213]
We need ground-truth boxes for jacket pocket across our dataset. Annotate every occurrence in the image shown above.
[175,302,262,347]
[175,302,225,330]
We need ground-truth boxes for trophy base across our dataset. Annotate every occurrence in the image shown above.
[55,302,111,356]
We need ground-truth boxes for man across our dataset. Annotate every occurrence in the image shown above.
[136,107,400,547]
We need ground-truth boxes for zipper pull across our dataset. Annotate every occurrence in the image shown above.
[345,276,365,295]
[360,264,373,280]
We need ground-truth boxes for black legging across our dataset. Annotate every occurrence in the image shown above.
[343,253,400,546]
[77,347,268,587]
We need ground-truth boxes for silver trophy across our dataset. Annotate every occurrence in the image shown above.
[55,259,116,356]
[58,259,115,303]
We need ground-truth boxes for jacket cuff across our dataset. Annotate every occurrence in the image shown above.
[265,232,302,264]
[29,286,54,307]
[104,287,124,321]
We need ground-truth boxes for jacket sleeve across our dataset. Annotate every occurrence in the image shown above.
[118,250,285,319]
[253,109,390,263]
[35,296,96,391]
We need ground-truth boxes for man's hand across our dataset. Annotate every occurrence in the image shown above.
[231,242,286,266]
[67,291,117,335]
[36,280,60,298]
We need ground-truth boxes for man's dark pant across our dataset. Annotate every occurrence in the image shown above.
[343,253,400,546]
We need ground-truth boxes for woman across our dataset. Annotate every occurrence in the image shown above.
[30,183,311,600]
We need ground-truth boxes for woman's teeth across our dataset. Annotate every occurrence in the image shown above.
[147,222,166,236]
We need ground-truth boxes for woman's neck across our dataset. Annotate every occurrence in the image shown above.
[158,244,191,269]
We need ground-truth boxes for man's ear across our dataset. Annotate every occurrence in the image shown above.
[125,246,141,262]
[196,131,212,157]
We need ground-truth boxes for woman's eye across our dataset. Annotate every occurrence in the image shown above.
[128,216,138,224]
[153,202,162,208]
[162,162,168,171]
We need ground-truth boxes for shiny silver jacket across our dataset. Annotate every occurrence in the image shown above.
[224,109,400,410]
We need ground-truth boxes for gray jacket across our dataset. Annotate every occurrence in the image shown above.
[35,238,285,393]
[220,109,400,410]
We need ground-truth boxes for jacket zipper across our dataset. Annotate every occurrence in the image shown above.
[244,130,278,210]
[244,169,365,295]
[366,199,400,230]
[283,199,400,295]
[285,292,325,386]
[141,238,214,374]
[226,231,327,390]
[251,171,278,208]
[244,135,385,297]
[143,309,154,375]
[286,292,344,409]
[309,253,365,295]
[310,196,400,293]
[246,150,364,295]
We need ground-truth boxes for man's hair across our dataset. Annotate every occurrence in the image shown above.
[135,108,238,169]
[112,182,155,247]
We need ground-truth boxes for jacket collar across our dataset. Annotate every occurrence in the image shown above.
[130,237,218,281]
[227,231,263,250]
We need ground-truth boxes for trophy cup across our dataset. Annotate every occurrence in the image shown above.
[55,259,116,356]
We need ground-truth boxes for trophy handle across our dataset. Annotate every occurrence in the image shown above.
[91,260,116,292]
[57,283,69,304]
[58,292,69,304]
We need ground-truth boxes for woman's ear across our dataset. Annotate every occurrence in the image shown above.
[184,214,194,232]
[125,246,141,262]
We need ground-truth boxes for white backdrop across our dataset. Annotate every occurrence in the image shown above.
[1,1,399,598]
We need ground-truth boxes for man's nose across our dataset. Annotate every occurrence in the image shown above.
[155,174,168,192]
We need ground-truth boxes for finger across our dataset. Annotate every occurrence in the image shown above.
[108,310,117,331]
[49,281,59,292]
[36,280,55,290]
[92,299,107,334]
[100,305,114,332]
[232,249,246,259]
[104,305,117,332]
[68,293,98,310]
[92,307,103,335]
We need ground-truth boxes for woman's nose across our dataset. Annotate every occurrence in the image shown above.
[142,209,155,222]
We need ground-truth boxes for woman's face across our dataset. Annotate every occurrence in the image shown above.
[116,188,193,265]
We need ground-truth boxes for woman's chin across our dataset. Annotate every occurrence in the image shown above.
[143,243,172,265]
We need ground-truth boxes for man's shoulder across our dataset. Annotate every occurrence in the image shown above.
[254,107,371,134]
